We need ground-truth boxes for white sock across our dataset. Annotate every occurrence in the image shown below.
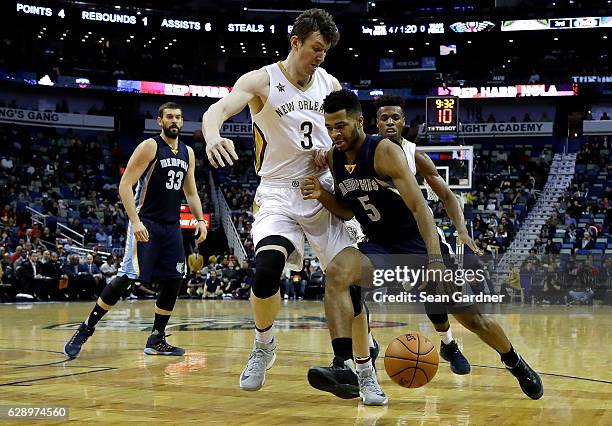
[439,328,453,345]
[367,332,375,349]
[255,324,274,344]
[355,356,372,372]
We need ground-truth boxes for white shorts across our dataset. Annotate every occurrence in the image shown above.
[252,173,355,270]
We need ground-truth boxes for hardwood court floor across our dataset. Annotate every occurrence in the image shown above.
[0,300,610,425]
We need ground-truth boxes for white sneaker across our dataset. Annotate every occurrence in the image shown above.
[357,367,388,406]
[239,338,276,391]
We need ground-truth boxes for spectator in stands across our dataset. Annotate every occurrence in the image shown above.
[522,113,532,122]
[10,246,23,264]
[523,249,541,269]
[495,225,508,248]
[221,260,240,293]
[486,113,497,123]
[528,70,541,84]
[564,213,577,227]
[204,270,223,299]
[63,254,83,299]
[520,261,536,302]
[100,256,117,287]
[95,228,110,247]
[187,271,206,298]
[80,254,104,296]
[39,227,55,247]
[600,112,610,120]
[580,232,594,250]
[533,239,545,255]
[565,224,577,244]
[545,239,559,255]
[188,246,204,276]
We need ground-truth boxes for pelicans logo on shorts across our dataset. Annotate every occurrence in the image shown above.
[176,262,185,274]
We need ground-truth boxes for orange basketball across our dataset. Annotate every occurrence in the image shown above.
[384,332,439,388]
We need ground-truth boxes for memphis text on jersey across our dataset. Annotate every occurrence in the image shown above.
[159,157,189,171]
[338,177,380,197]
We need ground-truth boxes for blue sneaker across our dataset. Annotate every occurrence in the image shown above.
[144,330,185,356]
[63,323,95,359]
[440,340,471,375]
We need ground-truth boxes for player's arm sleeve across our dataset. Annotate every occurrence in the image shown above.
[375,141,441,255]
[416,151,468,235]
[319,146,354,220]
[202,69,266,141]
[119,139,157,224]
[183,146,205,221]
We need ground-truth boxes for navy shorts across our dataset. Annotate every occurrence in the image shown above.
[358,230,474,312]
[118,217,185,283]
[358,229,455,271]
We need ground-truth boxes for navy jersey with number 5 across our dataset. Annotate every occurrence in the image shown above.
[135,135,190,223]
[332,135,418,243]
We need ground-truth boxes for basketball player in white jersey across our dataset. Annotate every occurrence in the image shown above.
[202,9,387,403]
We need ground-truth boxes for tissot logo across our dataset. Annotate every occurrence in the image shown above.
[45,316,407,331]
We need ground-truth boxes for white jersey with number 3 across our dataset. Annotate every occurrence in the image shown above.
[251,62,335,180]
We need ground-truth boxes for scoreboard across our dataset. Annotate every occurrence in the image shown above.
[425,96,459,134]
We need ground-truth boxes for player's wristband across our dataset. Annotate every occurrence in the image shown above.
[197,219,206,222]
[428,256,444,265]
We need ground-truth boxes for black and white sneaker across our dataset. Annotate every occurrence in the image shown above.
[308,356,359,399]
[506,355,544,400]
[440,340,471,375]
[144,330,185,356]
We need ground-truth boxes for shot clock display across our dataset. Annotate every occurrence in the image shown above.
[426,96,459,134]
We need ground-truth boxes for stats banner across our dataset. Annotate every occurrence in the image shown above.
[437,84,576,98]
[0,108,114,130]
[144,119,252,136]
[459,122,553,137]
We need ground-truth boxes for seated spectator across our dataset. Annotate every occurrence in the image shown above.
[600,112,610,120]
[544,239,559,255]
[580,233,594,250]
[204,270,223,299]
[80,254,104,295]
[564,213,577,227]
[99,256,118,287]
[16,252,48,300]
[221,260,240,294]
[95,228,110,247]
[187,271,206,298]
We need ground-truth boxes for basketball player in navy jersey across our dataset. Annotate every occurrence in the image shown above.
[302,90,543,402]
[64,102,208,358]
[374,95,476,374]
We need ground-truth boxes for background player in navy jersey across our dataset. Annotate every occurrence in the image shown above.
[64,102,208,359]
[302,90,543,403]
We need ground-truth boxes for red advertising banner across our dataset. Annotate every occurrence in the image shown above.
[180,205,210,230]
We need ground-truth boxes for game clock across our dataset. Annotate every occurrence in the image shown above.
[426,96,459,134]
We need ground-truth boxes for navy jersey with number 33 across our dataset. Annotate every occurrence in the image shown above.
[332,135,418,243]
[135,135,190,223]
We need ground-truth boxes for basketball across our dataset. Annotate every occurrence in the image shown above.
[384,333,439,388]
